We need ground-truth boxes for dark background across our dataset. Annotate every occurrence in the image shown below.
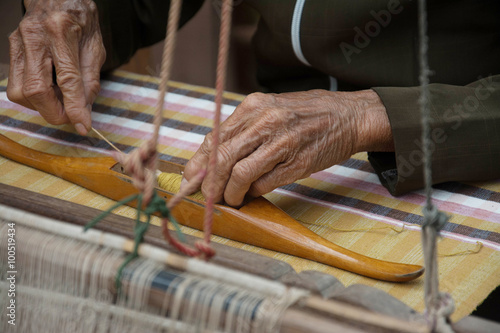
[0,0,260,94]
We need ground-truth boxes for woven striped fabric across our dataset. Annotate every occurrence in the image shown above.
[0,70,498,321]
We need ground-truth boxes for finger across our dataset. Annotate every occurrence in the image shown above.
[216,92,271,142]
[6,30,36,111]
[184,122,243,184]
[50,21,90,135]
[223,144,285,206]
[183,93,269,182]
[80,36,106,106]
[183,133,213,182]
[200,128,265,203]
[248,159,307,198]
[21,31,67,124]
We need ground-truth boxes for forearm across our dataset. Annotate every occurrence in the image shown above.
[351,89,394,154]
[371,75,500,195]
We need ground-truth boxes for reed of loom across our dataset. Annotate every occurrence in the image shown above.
[0,198,425,333]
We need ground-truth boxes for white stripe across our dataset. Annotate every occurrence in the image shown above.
[99,82,237,117]
[92,112,205,145]
[272,188,500,251]
[320,165,500,215]
[0,123,113,156]
[291,0,311,66]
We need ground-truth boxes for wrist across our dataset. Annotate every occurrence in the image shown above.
[352,89,394,153]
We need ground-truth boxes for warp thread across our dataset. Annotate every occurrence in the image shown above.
[417,0,455,331]
[2,222,300,333]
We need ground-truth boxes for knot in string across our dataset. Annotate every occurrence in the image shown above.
[194,240,216,259]
[114,140,157,205]
[426,292,455,333]
[423,205,449,232]
[144,192,170,217]
[161,217,216,260]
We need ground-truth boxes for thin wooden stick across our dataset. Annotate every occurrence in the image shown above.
[91,127,122,153]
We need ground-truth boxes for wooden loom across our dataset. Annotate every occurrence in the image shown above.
[1,180,497,332]
[1,184,424,333]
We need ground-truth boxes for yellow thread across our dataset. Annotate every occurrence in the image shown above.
[92,127,122,153]
[329,224,406,233]
[91,127,202,203]
[157,172,205,201]
[438,241,483,257]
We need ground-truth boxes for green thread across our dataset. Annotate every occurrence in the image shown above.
[84,190,186,291]
[84,193,139,232]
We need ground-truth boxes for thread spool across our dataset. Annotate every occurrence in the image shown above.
[157,172,205,202]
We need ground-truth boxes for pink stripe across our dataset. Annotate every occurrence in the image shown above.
[0,100,201,152]
[310,170,500,223]
[0,100,39,115]
[0,97,201,153]
[273,188,500,251]
[98,88,231,121]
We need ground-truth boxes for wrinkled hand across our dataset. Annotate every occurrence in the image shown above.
[183,89,393,207]
[7,0,106,135]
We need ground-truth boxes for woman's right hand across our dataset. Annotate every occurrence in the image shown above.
[7,0,106,135]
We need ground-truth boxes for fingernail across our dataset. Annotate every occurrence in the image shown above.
[75,123,88,136]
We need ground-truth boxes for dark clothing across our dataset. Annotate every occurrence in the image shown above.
[93,0,500,195]
[94,0,204,71]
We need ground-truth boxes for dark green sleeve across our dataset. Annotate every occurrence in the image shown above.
[93,0,204,71]
[370,75,500,196]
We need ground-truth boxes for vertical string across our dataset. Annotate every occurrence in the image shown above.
[417,0,433,210]
[112,0,183,206]
[202,0,234,247]
[151,0,183,171]
[111,0,218,259]
[417,0,455,331]
[159,0,234,259]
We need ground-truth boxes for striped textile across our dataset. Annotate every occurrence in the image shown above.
[0,70,498,321]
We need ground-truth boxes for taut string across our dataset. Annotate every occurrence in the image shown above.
[202,0,234,250]
[417,0,455,331]
[88,0,237,261]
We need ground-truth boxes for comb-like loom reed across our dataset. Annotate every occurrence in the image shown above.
[0,203,430,333]
[0,205,307,333]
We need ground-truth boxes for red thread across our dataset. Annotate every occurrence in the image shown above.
[201,0,233,247]
[158,0,233,259]
[119,0,233,260]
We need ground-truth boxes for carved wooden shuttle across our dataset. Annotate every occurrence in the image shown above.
[0,133,423,282]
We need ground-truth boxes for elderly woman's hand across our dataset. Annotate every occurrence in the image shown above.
[183,89,394,207]
[7,0,106,135]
